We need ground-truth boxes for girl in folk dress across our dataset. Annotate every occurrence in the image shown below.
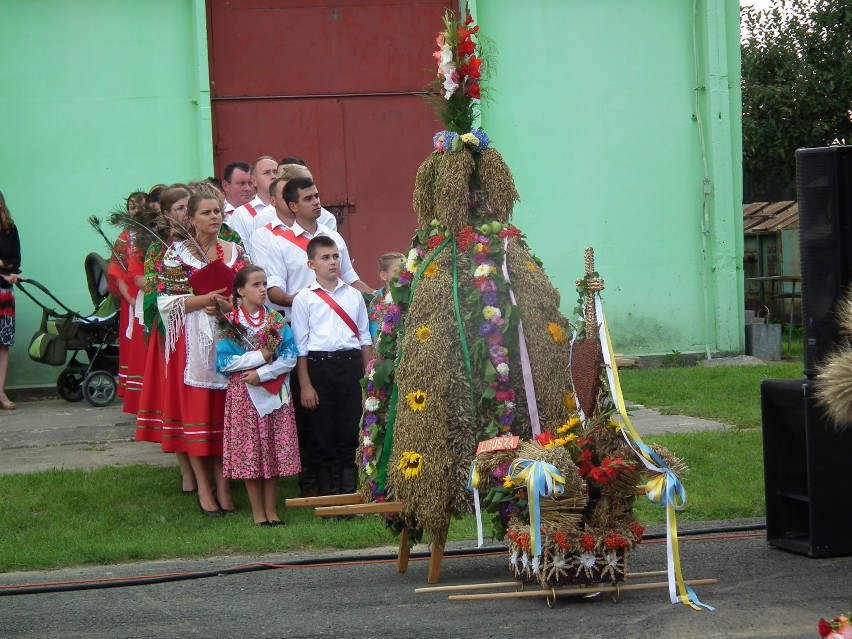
[217,266,300,526]
[0,190,21,410]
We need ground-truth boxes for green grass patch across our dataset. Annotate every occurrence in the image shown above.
[620,361,803,428]
[632,429,765,523]
[0,427,764,572]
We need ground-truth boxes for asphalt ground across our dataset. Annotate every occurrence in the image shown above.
[0,399,847,638]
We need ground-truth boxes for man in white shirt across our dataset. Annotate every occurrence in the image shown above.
[251,176,296,272]
[277,156,338,231]
[228,156,278,259]
[220,161,254,223]
[265,177,373,319]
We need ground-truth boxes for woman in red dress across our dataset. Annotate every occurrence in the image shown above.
[157,192,247,515]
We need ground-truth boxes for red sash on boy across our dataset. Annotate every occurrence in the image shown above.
[268,225,310,252]
[312,289,359,337]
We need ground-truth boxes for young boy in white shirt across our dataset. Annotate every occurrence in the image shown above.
[290,236,372,496]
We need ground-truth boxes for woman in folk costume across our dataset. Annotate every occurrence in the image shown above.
[135,186,197,492]
[0,190,21,410]
[107,191,148,412]
[216,265,300,526]
[158,191,247,516]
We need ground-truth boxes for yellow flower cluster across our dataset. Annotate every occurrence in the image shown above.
[564,392,576,411]
[502,475,514,489]
[525,260,537,272]
[548,322,565,343]
[460,132,479,146]
[398,451,424,480]
[423,262,439,277]
[553,415,580,446]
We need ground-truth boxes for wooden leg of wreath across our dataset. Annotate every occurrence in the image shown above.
[427,542,445,584]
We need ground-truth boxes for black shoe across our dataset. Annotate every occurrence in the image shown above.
[198,496,224,517]
[268,519,286,526]
[257,521,272,527]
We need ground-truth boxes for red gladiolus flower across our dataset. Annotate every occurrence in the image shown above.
[818,618,832,638]
[535,431,555,446]
[589,466,609,484]
[465,82,481,100]
[458,33,476,56]
[459,56,482,80]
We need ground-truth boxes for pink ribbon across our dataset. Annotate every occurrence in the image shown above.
[502,238,541,435]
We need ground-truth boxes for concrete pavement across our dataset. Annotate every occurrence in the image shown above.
[0,398,728,476]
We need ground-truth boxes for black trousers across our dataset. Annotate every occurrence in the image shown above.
[305,350,363,471]
[288,373,313,482]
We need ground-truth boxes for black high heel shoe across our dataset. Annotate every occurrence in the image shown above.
[198,496,223,517]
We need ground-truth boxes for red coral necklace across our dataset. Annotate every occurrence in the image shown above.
[241,305,265,328]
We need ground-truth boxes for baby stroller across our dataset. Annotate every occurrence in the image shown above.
[18,253,121,407]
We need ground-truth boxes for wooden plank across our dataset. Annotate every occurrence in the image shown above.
[743,202,768,216]
[398,527,411,574]
[427,542,445,584]
[315,501,404,517]
[751,206,799,231]
[447,578,717,601]
[285,493,363,508]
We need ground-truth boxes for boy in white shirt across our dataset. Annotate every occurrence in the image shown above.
[290,236,372,497]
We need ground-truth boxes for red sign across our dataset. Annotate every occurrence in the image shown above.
[476,436,520,456]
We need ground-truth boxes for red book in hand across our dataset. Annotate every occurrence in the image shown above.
[259,373,287,396]
[187,259,235,296]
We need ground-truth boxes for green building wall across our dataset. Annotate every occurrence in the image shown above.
[475,0,744,356]
[0,0,212,386]
[2,0,742,388]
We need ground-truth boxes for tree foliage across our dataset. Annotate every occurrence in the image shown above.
[741,0,852,201]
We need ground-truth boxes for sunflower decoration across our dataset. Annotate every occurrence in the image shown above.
[423,262,439,277]
[415,326,432,343]
[398,451,424,480]
[406,389,428,412]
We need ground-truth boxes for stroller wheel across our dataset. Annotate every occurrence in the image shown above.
[57,369,85,402]
[82,371,117,407]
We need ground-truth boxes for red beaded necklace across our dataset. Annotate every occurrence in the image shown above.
[241,305,266,328]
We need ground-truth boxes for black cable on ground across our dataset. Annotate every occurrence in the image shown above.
[0,522,765,597]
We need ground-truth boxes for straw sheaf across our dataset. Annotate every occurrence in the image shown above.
[587,494,637,535]
[504,241,573,431]
[836,289,852,338]
[413,153,441,228]
[647,443,689,479]
[514,441,587,502]
[814,343,852,430]
[434,150,475,233]
[477,148,519,223]
[388,251,476,543]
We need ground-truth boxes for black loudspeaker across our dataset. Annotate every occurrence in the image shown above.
[796,146,852,377]
[761,378,852,557]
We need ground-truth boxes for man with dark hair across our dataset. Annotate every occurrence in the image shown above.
[278,155,307,168]
[221,161,254,222]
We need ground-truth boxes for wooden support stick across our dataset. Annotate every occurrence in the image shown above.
[285,493,363,508]
[427,542,445,584]
[315,501,404,517]
[415,571,669,594]
[447,578,717,601]
[415,581,522,594]
[398,528,411,574]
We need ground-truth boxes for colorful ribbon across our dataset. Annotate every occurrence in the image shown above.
[595,294,713,611]
[509,458,565,558]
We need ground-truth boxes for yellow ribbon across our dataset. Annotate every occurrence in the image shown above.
[596,294,712,611]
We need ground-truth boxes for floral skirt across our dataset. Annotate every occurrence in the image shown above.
[223,373,301,480]
[0,289,14,347]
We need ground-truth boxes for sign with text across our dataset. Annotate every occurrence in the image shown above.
[476,436,520,456]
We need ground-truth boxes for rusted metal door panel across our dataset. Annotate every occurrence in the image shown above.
[208,0,447,284]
